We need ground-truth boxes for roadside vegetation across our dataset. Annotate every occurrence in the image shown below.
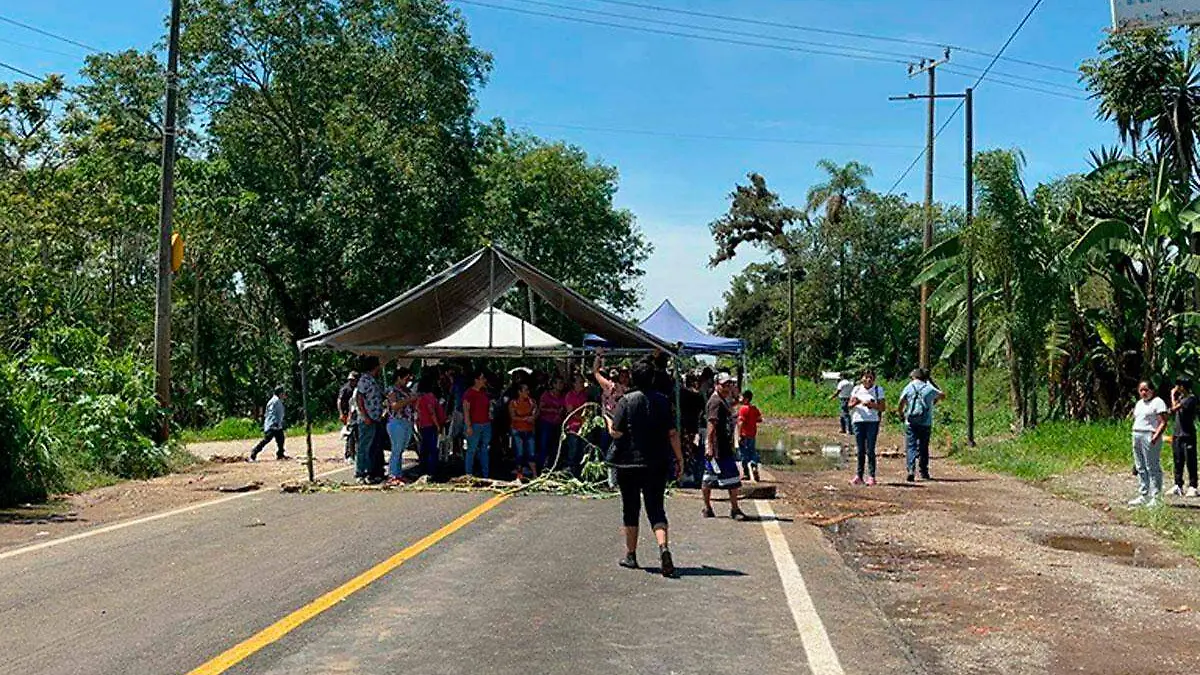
[179,417,342,444]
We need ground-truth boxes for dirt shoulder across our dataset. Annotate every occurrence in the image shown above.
[0,432,350,552]
[764,416,1200,675]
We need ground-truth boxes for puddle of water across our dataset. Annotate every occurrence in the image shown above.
[1043,535,1161,567]
[756,425,848,470]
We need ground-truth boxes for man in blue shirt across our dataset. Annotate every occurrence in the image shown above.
[250,386,288,461]
[897,368,945,482]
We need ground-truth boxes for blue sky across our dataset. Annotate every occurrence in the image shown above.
[3,0,1117,327]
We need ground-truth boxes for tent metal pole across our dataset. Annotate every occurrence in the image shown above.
[299,349,315,483]
[673,353,683,466]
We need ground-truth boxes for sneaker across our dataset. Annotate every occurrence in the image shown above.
[865,477,877,487]
[1146,497,1160,508]
[920,473,932,481]
[619,552,638,569]
[730,507,747,521]
[248,452,259,462]
[1127,495,1147,507]
[276,453,290,461]
[660,549,677,578]
[906,474,915,483]
[701,506,715,518]
[850,476,864,486]
[1188,487,1199,498]
[1169,485,1184,497]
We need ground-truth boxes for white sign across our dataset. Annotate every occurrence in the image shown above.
[1113,0,1200,31]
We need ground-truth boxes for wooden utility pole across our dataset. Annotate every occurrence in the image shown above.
[964,87,976,447]
[898,51,950,371]
[152,0,183,441]
[788,261,795,399]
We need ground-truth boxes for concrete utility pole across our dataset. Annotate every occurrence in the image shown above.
[152,0,183,441]
[898,51,950,371]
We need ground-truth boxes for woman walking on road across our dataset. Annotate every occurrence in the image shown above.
[848,370,885,486]
[609,360,684,578]
[1129,381,1169,507]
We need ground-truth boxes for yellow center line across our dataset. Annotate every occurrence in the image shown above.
[186,492,511,675]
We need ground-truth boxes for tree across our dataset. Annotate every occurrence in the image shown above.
[804,159,872,357]
[709,172,803,396]
[471,122,650,336]
[181,0,492,361]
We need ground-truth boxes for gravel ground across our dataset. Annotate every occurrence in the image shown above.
[765,417,1200,675]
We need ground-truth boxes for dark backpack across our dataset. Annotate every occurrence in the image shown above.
[906,383,930,424]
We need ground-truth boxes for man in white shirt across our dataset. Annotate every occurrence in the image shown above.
[1129,380,1169,507]
[830,375,855,435]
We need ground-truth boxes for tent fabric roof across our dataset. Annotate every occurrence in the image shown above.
[298,246,674,356]
[584,299,744,355]
[405,307,567,358]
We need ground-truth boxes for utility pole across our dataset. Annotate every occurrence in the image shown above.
[899,50,950,371]
[964,87,976,447]
[152,0,183,441]
[788,261,795,400]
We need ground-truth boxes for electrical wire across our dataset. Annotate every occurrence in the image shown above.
[500,0,927,62]
[0,14,98,53]
[453,0,909,65]
[886,0,1048,195]
[0,36,83,59]
[942,66,1087,100]
[582,0,1078,76]
[513,121,923,149]
[0,59,44,80]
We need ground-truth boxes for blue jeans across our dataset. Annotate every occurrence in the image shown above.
[839,399,851,434]
[465,423,492,477]
[565,433,586,476]
[905,424,932,477]
[512,430,535,468]
[387,419,414,478]
[536,420,560,469]
[852,421,879,479]
[418,425,439,478]
[356,421,378,479]
[739,437,760,473]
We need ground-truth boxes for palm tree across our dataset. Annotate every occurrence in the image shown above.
[804,160,872,358]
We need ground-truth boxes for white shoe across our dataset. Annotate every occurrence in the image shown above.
[1127,495,1147,507]
[1187,487,1199,498]
[1146,497,1160,508]
[1169,485,1184,497]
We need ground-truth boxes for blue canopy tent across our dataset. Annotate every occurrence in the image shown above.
[584,299,745,356]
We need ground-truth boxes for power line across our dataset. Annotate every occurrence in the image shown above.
[513,121,923,148]
[942,66,1087,100]
[502,0,927,61]
[0,36,84,59]
[887,0,1047,195]
[0,59,44,80]
[582,0,1078,76]
[453,0,908,65]
[0,14,98,53]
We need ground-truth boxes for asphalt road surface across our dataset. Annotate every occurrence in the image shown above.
[0,475,919,675]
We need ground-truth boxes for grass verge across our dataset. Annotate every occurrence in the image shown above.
[180,417,342,444]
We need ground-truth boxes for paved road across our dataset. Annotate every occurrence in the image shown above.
[0,479,919,675]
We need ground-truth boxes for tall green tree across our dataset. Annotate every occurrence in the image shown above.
[181,0,492,353]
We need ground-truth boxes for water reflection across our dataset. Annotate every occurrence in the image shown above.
[755,425,848,471]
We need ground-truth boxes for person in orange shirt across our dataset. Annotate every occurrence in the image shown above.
[736,390,764,482]
[509,382,539,480]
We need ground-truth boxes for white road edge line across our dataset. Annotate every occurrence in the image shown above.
[0,464,352,562]
[756,500,845,675]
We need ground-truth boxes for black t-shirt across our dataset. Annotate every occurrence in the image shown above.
[610,390,674,469]
[337,383,355,415]
[1176,395,1197,438]
[706,393,735,460]
[680,389,704,435]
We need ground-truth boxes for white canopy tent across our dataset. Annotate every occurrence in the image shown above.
[408,307,570,358]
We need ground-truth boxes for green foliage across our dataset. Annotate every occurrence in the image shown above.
[956,421,1129,480]
[0,324,172,505]
[178,416,341,443]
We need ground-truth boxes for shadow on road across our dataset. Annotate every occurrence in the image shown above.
[737,515,794,523]
[641,565,747,578]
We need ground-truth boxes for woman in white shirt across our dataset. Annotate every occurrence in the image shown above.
[847,370,886,486]
[1130,381,1169,507]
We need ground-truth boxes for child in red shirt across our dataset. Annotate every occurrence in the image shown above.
[415,376,447,479]
[737,390,764,482]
